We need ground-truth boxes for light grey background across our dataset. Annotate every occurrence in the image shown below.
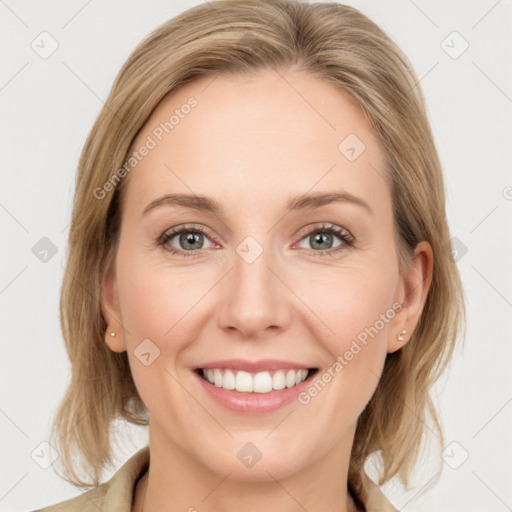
[1,1,511,511]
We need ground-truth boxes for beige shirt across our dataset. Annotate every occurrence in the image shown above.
[34,446,397,511]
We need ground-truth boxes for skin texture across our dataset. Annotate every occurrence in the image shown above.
[101,67,433,512]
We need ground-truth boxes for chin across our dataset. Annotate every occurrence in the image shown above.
[188,431,319,483]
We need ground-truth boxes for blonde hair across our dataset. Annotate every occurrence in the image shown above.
[51,0,465,505]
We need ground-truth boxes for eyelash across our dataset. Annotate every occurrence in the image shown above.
[157,223,355,259]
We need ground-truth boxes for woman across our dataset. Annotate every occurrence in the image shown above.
[35,0,464,510]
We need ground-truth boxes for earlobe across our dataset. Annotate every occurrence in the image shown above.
[100,269,127,353]
[388,241,433,353]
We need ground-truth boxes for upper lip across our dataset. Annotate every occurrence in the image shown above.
[194,359,316,372]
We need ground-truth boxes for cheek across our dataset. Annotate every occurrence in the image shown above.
[116,268,174,342]
[114,255,201,376]
[114,252,207,415]
[116,239,216,338]
[297,260,399,353]
[295,256,399,418]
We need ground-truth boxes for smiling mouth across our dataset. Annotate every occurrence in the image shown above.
[196,368,318,393]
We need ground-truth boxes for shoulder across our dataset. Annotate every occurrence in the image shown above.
[31,446,150,512]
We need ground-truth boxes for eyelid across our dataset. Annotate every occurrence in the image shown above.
[293,222,353,244]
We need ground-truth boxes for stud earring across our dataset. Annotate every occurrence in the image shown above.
[110,332,116,337]
[397,329,407,341]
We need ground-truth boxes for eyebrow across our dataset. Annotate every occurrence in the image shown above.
[142,191,372,216]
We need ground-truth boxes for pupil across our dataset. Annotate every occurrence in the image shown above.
[181,232,202,249]
[312,232,331,250]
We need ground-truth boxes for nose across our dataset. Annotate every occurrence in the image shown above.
[217,243,292,340]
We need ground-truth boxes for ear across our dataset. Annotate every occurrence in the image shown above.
[100,266,127,353]
[388,241,433,353]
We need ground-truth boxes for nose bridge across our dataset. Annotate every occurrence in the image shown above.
[217,233,290,338]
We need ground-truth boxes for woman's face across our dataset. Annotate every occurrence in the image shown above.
[102,68,428,481]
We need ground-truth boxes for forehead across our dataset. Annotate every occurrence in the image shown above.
[122,69,388,218]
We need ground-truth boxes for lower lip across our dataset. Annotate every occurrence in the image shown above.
[194,371,313,414]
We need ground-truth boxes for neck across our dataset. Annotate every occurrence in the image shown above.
[133,423,360,512]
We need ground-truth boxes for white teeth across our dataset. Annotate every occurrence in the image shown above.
[235,371,253,392]
[285,370,296,388]
[201,368,310,393]
[272,370,286,390]
[223,369,236,390]
[213,369,223,387]
[253,371,272,393]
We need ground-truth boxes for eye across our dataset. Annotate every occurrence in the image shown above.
[157,222,354,258]
[295,223,354,256]
[158,224,217,257]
